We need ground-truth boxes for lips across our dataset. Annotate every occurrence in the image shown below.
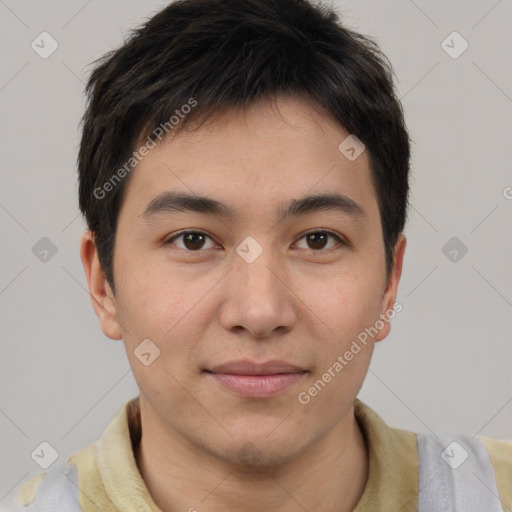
[204,359,308,398]
[206,359,306,375]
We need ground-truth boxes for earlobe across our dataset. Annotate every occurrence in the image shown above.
[374,233,407,343]
[80,230,123,340]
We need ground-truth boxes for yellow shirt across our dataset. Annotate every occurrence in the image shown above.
[13,396,512,511]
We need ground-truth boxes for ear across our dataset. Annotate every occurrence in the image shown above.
[374,233,406,342]
[80,230,122,340]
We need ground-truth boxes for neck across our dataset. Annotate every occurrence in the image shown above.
[134,401,368,512]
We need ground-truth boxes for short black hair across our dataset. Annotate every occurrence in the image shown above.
[78,0,410,289]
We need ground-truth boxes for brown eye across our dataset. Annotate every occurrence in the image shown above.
[165,229,347,253]
[295,230,346,251]
[166,231,215,251]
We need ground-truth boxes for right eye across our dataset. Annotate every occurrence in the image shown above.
[164,230,217,251]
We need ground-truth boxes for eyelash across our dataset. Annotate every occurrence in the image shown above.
[164,229,349,252]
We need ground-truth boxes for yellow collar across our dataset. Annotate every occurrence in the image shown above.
[96,396,418,512]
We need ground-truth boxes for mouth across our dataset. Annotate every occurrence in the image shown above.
[203,359,308,398]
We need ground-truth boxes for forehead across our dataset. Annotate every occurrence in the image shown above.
[120,95,380,225]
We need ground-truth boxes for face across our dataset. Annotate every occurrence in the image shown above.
[83,95,405,468]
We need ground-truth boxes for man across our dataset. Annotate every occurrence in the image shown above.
[7,0,512,510]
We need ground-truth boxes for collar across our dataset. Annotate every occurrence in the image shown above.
[97,396,418,512]
[353,399,418,511]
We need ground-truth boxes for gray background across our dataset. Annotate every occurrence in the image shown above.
[1,0,511,504]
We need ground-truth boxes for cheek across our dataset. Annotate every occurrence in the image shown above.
[114,265,204,406]
[113,256,215,371]
[304,271,383,386]
[309,270,383,339]
[114,249,181,328]
[300,282,378,412]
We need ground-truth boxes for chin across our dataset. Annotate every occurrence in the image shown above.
[209,431,310,470]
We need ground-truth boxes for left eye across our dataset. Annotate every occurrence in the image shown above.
[165,230,346,251]
[295,230,346,251]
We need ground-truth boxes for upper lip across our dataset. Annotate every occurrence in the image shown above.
[207,359,307,375]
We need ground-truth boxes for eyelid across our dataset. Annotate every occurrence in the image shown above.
[164,229,219,248]
[165,229,350,250]
[295,229,350,248]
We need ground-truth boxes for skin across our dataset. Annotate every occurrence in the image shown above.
[81,94,406,512]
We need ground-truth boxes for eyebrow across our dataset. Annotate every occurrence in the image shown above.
[141,191,366,222]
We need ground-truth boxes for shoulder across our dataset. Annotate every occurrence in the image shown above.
[479,435,512,511]
[0,460,79,512]
[2,443,98,511]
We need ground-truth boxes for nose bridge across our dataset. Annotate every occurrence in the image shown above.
[220,234,296,337]
[235,234,284,300]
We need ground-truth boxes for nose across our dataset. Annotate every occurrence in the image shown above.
[219,241,297,339]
